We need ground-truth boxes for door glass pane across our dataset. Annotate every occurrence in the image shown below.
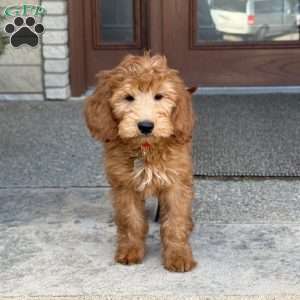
[196,0,300,43]
[100,0,134,44]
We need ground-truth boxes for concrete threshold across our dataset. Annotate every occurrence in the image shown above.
[197,86,300,95]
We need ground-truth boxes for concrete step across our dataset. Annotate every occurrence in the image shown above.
[2,101,300,189]
[0,182,300,298]
[1,178,300,226]
[194,178,300,223]
[0,101,107,188]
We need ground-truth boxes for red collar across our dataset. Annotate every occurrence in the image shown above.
[141,142,152,155]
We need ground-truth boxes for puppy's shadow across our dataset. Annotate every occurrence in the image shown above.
[144,224,161,263]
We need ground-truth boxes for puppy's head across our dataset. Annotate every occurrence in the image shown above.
[85,54,195,144]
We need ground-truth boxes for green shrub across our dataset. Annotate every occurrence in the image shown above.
[0,38,5,56]
[0,16,7,56]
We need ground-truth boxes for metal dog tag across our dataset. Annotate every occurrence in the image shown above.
[134,158,144,172]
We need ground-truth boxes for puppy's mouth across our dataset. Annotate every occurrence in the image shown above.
[139,132,153,138]
[136,135,159,148]
[139,134,154,142]
[127,134,167,149]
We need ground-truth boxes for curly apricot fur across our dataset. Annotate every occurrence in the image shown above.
[85,54,196,272]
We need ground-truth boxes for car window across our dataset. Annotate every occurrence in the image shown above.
[255,1,271,13]
[211,0,247,12]
[273,0,284,12]
[255,0,284,13]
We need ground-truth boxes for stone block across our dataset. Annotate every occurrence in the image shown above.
[46,86,71,99]
[42,30,68,44]
[0,93,43,101]
[0,66,43,93]
[41,1,66,15]
[43,15,67,30]
[43,45,68,59]
[44,72,69,87]
[44,58,69,73]
[0,44,42,65]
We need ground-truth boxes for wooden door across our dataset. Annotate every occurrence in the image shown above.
[69,0,300,96]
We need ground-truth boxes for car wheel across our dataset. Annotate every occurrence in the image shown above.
[255,26,268,41]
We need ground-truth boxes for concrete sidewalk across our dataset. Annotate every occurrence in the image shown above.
[1,180,300,298]
[0,101,300,299]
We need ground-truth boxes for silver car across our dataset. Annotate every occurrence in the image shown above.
[210,0,297,40]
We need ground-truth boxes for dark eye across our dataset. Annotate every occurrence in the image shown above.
[125,95,135,102]
[154,94,163,101]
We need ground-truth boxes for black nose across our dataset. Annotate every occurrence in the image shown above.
[138,121,154,135]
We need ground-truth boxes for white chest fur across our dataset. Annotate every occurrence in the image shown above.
[132,158,177,192]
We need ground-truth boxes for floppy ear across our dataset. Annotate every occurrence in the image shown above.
[187,86,197,94]
[172,88,195,144]
[84,72,118,143]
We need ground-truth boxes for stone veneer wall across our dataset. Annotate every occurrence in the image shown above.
[0,0,71,101]
[42,0,70,100]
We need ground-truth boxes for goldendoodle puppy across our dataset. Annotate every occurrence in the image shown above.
[84,54,196,272]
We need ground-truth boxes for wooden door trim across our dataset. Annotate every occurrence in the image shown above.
[147,0,163,54]
[190,0,300,50]
[69,0,87,97]
[92,0,147,50]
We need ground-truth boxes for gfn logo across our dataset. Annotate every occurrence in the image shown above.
[3,4,47,48]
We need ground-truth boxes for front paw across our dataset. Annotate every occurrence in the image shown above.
[115,245,145,265]
[163,247,197,272]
